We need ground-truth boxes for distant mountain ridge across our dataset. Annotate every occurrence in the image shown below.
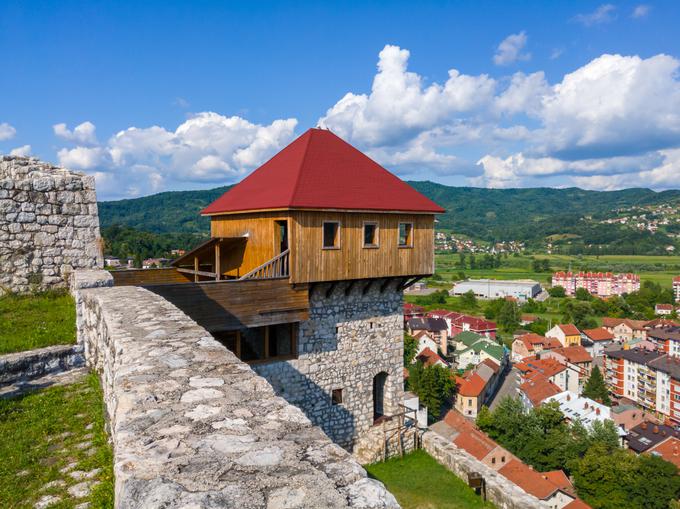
[98,182,680,254]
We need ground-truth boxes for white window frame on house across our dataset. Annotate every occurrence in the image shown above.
[322,221,341,249]
[362,221,379,248]
[398,222,413,248]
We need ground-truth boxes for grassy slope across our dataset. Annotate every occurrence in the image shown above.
[0,291,76,355]
[366,450,496,509]
[0,373,113,508]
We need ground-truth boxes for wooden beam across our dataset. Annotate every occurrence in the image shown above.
[215,240,221,281]
[345,280,357,296]
[398,275,425,291]
[325,281,338,298]
[177,268,218,278]
[380,278,393,293]
[362,279,375,295]
[194,257,199,283]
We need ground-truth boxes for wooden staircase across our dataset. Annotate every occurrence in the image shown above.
[239,249,290,280]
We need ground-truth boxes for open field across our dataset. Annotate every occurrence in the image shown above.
[0,372,113,508]
[0,291,76,355]
[366,450,496,509]
[433,253,680,287]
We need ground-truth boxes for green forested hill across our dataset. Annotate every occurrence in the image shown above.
[98,182,680,256]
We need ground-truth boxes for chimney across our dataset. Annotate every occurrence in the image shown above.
[642,422,648,430]
[584,402,589,409]
[654,425,659,434]
[596,408,601,415]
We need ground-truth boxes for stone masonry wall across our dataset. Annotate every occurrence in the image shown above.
[253,282,403,450]
[76,279,399,508]
[423,431,547,509]
[0,156,102,294]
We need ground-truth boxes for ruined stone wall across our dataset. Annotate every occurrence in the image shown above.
[422,431,547,509]
[253,283,404,449]
[75,277,399,508]
[0,156,102,294]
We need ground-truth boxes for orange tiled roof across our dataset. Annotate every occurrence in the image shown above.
[480,358,500,374]
[553,345,593,364]
[457,373,487,397]
[516,357,567,379]
[498,459,561,500]
[416,347,447,368]
[564,499,592,509]
[583,327,615,342]
[453,428,498,460]
[558,324,581,336]
[648,436,680,468]
[543,470,574,494]
[519,377,562,407]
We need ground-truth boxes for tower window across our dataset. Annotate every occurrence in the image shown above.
[323,221,341,249]
[363,222,379,248]
[398,223,413,247]
[332,388,343,405]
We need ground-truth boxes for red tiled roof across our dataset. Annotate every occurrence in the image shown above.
[416,347,447,368]
[542,470,574,494]
[457,373,487,397]
[602,317,647,330]
[583,327,615,342]
[455,315,497,331]
[648,436,680,468]
[656,304,674,310]
[480,358,500,374]
[403,303,425,313]
[673,276,680,283]
[521,314,537,322]
[453,428,498,460]
[202,128,445,215]
[558,324,581,336]
[564,499,592,509]
[519,377,562,407]
[498,460,561,500]
[553,345,593,364]
[516,357,566,379]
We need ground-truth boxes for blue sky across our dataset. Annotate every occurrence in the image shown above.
[2,1,680,199]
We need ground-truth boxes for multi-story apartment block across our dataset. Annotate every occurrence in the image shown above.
[674,276,680,303]
[605,328,680,424]
[552,271,640,297]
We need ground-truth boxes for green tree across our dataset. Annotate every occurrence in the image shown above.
[460,290,477,309]
[484,298,506,320]
[407,362,454,421]
[548,285,566,298]
[575,287,593,301]
[582,366,611,405]
[628,455,680,509]
[497,300,521,332]
[562,300,597,329]
[404,333,418,366]
[572,445,638,509]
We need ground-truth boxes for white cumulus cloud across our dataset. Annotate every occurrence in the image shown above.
[0,122,16,141]
[632,4,650,19]
[53,121,98,146]
[9,145,31,157]
[493,32,531,66]
[574,4,617,26]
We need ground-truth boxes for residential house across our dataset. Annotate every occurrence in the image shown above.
[454,359,501,418]
[674,276,680,303]
[541,346,593,393]
[611,404,656,433]
[403,303,425,323]
[656,303,675,316]
[416,347,449,368]
[406,317,449,356]
[581,327,615,358]
[426,310,497,339]
[545,391,622,437]
[104,257,121,267]
[516,357,572,393]
[519,376,562,409]
[602,318,647,342]
[546,324,582,347]
[625,421,680,453]
[498,460,579,509]
[520,314,538,326]
[511,333,561,362]
[412,331,438,360]
[552,271,640,297]
[455,338,506,370]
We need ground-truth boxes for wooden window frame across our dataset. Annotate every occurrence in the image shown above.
[362,221,379,249]
[398,222,414,248]
[322,221,341,250]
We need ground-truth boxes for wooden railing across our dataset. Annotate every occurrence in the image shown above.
[239,249,290,281]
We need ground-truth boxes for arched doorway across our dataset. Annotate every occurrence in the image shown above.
[373,371,389,422]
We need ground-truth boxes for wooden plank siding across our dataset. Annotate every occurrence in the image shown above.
[210,212,291,278]
[143,279,309,332]
[209,210,435,285]
[289,211,434,284]
[110,268,192,286]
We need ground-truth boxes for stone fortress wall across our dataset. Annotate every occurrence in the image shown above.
[73,272,399,508]
[253,283,404,449]
[0,156,102,294]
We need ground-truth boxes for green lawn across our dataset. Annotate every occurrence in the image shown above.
[0,291,76,355]
[366,450,496,509]
[0,372,114,508]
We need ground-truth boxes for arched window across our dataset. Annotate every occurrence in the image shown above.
[373,371,389,422]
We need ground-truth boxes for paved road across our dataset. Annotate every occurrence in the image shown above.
[488,366,521,411]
